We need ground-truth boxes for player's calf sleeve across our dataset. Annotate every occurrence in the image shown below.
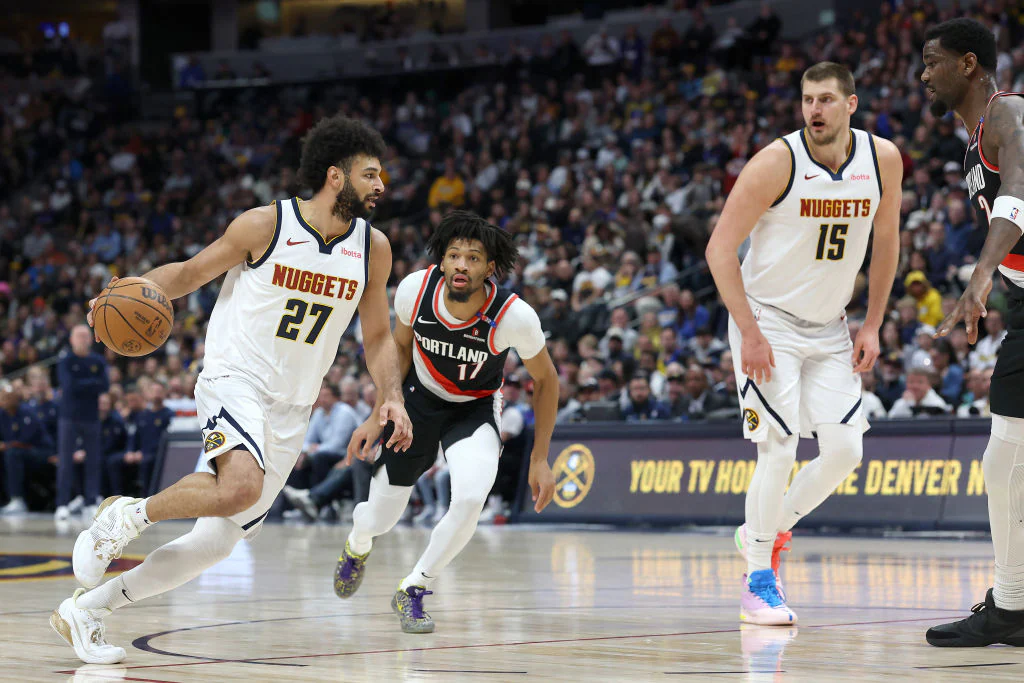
[986,415,1024,611]
[78,517,243,611]
[746,430,799,573]
[348,467,414,555]
[777,423,862,533]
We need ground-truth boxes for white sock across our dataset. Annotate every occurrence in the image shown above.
[348,467,413,556]
[986,416,1024,611]
[403,426,499,588]
[78,517,241,611]
[745,430,798,574]
[128,497,153,532]
[778,424,863,532]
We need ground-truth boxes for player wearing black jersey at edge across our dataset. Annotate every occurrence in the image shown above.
[333,210,558,634]
[922,17,1024,647]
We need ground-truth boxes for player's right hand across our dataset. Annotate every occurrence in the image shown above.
[347,417,384,465]
[87,276,120,340]
[741,328,775,385]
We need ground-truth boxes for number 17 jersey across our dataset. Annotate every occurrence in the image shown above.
[740,127,882,325]
[202,198,370,406]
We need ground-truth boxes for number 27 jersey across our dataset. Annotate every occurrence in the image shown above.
[740,127,882,325]
[202,198,370,406]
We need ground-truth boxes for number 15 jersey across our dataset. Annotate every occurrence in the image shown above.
[202,198,370,406]
[740,127,882,325]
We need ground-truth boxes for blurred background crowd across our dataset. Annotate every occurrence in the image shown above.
[2,0,1022,521]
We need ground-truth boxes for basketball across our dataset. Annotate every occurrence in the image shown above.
[93,277,174,357]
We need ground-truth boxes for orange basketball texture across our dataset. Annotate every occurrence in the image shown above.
[94,278,174,357]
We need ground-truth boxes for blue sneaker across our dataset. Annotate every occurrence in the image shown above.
[741,569,797,625]
[333,541,369,598]
[391,586,435,633]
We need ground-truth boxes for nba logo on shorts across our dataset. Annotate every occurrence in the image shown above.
[744,409,760,432]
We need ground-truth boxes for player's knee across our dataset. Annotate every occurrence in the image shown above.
[756,431,799,468]
[214,471,263,516]
[450,492,488,518]
[818,424,863,470]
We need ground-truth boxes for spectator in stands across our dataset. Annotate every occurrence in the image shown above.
[339,376,371,421]
[108,382,173,499]
[970,308,1006,369]
[56,325,108,520]
[687,326,727,366]
[675,289,710,341]
[541,289,577,347]
[657,327,687,371]
[622,373,670,422]
[930,339,965,407]
[888,368,950,418]
[958,367,993,417]
[904,271,944,328]
[896,296,921,345]
[859,371,888,420]
[297,384,360,494]
[1,380,54,514]
[875,353,906,412]
[427,158,466,208]
[24,365,58,443]
[98,393,127,493]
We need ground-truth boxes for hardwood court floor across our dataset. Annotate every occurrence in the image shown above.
[1,516,1021,682]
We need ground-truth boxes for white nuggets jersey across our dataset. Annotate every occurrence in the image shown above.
[741,127,882,324]
[202,198,370,406]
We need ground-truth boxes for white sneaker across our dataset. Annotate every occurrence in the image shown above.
[0,497,27,515]
[55,505,72,521]
[50,588,126,664]
[81,504,98,520]
[68,495,85,514]
[73,496,142,589]
[282,486,317,520]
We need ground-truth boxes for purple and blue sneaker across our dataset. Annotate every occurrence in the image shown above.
[334,541,370,599]
[391,586,435,633]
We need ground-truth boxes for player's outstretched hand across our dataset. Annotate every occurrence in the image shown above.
[741,327,775,385]
[851,324,880,373]
[528,459,556,513]
[937,278,992,344]
[87,276,120,341]
[380,399,413,453]
[347,417,383,464]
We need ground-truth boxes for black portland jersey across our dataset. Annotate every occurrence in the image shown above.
[410,265,518,399]
[964,91,1024,269]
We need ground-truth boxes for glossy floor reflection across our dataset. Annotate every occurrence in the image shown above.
[0,516,1020,682]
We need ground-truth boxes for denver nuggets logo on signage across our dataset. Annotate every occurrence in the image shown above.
[204,431,226,453]
[553,444,595,508]
[744,408,760,432]
[0,553,143,582]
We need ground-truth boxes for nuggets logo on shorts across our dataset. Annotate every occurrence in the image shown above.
[552,444,595,509]
[744,408,760,432]
[204,431,226,453]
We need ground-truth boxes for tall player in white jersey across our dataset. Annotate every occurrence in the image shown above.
[333,211,558,634]
[50,115,413,664]
[707,62,902,625]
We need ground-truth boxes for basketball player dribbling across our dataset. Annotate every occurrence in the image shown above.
[332,210,558,633]
[706,62,903,624]
[922,18,1024,647]
[50,115,413,664]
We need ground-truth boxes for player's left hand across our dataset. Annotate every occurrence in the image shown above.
[528,458,556,513]
[851,324,881,373]
[379,399,413,453]
[937,277,993,344]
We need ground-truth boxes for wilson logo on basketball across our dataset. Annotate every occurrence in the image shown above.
[141,287,170,309]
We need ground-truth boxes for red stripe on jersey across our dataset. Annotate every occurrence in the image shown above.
[433,279,497,330]
[1002,253,1024,272]
[413,339,495,399]
[409,266,434,325]
[487,294,519,355]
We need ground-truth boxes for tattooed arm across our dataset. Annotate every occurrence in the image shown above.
[939,96,1024,342]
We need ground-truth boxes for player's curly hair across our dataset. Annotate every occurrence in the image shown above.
[426,210,519,278]
[925,18,997,72]
[298,115,387,191]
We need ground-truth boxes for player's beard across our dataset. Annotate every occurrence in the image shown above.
[332,182,374,221]
[929,97,950,117]
[445,271,480,303]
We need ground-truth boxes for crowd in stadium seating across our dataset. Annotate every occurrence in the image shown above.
[2,0,1024,518]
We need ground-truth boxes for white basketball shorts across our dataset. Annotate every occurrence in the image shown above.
[727,297,869,442]
[194,374,313,537]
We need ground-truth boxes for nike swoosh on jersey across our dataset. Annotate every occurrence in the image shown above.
[804,173,820,180]
[286,238,309,246]
[416,317,437,325]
